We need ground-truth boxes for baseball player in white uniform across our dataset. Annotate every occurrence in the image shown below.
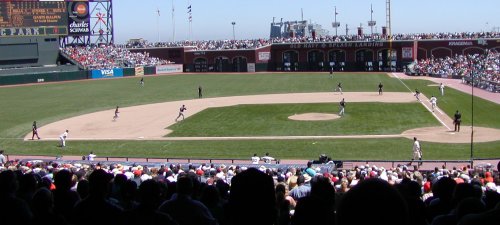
[439,83,445,96]
[412,137,422,165]
[59,130,68,147]
[429,95,437,112]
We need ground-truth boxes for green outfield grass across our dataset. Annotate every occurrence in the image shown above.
[168,103,437,137]
[0,72,499,159]
[3,138,499,160]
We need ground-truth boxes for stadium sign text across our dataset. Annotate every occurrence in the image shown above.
[448,41,473,46]
[0,27,41,37]
[289,42,384,49]
[69,21,90,33]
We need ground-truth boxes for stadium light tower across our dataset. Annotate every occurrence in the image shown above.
[156,8,160,42]
[368,4,376,35]
[332,6,340,36]
[231,21,236,40]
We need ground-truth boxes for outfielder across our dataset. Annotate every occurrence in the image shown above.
[439,83,444,96]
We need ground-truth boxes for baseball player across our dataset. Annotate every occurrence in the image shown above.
[439,83,444,96]
[378,82,383,95]
[140,77,144,87]
[429,95,437,112]
[339,98,346,116]
[414,89,421,101]
[335,82,343,94]
[59,129,68,147]
[175,104,187,122]
[32,121,41,140]
[412,137,422,166]
[329,67,334,79]
[113,106,120,121]
[198,85,203,98]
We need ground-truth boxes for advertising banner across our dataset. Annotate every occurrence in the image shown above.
[258,52,271,61]
[155,64,183,74]
[402,47,413,59]
[91,68,124,79]
[67,1,90,36]
[247,63,256,72]
[135,66,144,76]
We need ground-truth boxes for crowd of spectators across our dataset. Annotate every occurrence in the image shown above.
[413,50,500,92]
[0,153,499,225]
[61,45,172,70]
[124,32,500,50]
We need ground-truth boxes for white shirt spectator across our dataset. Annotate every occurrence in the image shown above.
[88,152,96,161]
[251,155,260,164]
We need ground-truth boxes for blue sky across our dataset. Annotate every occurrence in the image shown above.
[111,0,499,44]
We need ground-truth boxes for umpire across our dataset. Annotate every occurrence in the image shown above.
[454,110,462,132]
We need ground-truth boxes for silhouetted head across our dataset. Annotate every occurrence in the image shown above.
[338,179,409,225]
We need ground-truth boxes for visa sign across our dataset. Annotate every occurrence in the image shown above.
[91,68,124,79]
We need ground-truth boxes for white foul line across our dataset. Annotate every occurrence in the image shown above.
[391,73,452,131]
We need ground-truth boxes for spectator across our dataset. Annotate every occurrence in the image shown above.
[158,175,216,225]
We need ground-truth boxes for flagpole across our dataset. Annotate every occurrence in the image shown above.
[172,0,175,42]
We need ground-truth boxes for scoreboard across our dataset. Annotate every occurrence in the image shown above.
[0,1,77,37]
[0,1,68,28]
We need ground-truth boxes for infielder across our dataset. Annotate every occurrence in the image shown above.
[175,104,187,122]
[113,106,120,121]
[59,129,68,147]
[32,121,41,140]
[339,98,346,116]
[429,95,437,112]
[414,89,421,101]
[378,82,383,95]
[336,82,343,94]
[412,137,422,166]
[439,83,444,96]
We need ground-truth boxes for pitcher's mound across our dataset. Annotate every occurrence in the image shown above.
[288,113,340,121]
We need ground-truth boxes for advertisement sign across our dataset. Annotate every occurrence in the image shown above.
[258,52,270,61]
[91,68,124,79]
[135,66,144,76]
[402,47,413,59]
[67,1,90,36]
[156,64,183,74]
[247,63,256,72]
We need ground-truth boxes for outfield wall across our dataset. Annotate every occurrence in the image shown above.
[0,65,175,85]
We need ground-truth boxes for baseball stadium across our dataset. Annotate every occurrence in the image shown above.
[0,1,499,224]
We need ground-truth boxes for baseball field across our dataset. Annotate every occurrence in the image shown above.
[0,72,499,160]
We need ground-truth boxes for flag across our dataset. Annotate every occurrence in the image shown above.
[188,5,192,22]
